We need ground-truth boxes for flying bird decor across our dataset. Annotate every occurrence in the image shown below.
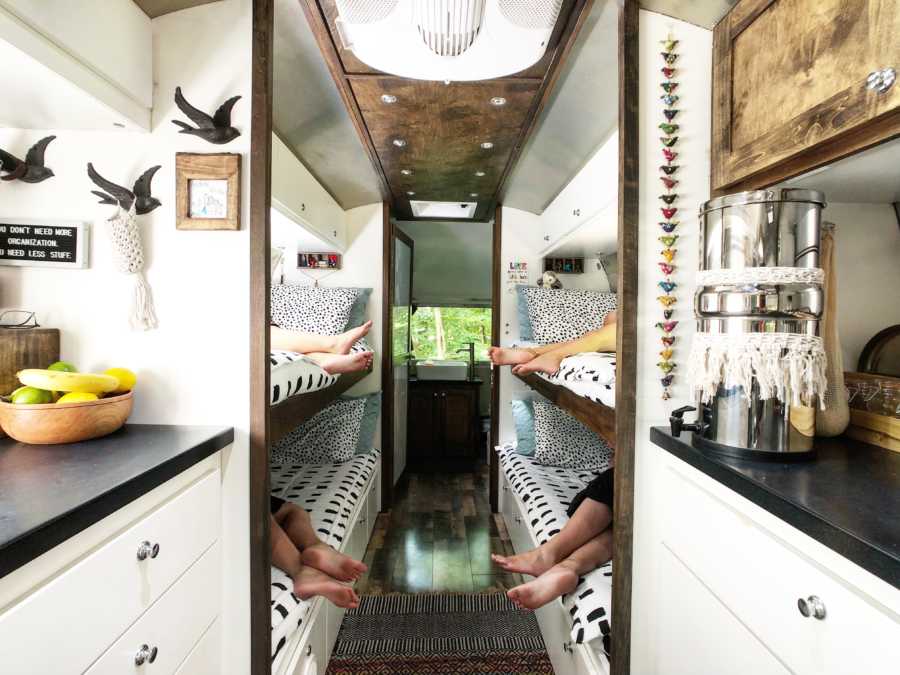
[172,87,241,145]
[0,136,56,183]
[87,163,162,215]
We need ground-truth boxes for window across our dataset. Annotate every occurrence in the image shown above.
[410,307,492,361]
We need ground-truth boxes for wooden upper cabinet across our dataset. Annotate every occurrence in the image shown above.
[711,0,900,193]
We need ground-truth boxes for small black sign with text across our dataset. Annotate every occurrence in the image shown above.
[0,220,89,269]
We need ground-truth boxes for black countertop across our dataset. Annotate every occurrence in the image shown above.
[0,424,233,579]
[651,427,899,589]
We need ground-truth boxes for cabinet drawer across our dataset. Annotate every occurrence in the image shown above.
[174,618,220,675]
[0,470,220,674]
[86,542,220,675]
[663,465,900,675]
[325,602,345,660]
[287,603,327,675]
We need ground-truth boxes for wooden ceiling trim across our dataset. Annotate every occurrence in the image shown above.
[297,0,393,201]
[494,0,595,205]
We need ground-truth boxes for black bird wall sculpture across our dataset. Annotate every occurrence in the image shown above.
[172,87,241,145]
[0,136,56,183]
[87,163,162,215]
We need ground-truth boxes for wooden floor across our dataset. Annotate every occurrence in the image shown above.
[355,464,524,595]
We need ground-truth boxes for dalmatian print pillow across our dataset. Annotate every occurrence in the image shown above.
[532,399,613,470]
[271,397,366,464]
[271,284,361,335]
[522,287,617,344]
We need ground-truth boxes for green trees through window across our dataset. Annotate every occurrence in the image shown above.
[410,306,492,361]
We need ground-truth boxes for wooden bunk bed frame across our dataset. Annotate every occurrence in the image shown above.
[514,371,616,449]
[269,368,371,445]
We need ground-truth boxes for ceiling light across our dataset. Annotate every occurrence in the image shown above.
[393,138,407,148]
[401,169,412,176]
[381,94,397,104]
[474,170,486,177]
[480,141,494,149]
[407,191,415,196]
[470,193,479,198]
[490,97,506,106]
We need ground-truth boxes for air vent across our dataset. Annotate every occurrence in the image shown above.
[410,200,477,219]
[414,0,485,57]
[498,0,563,29]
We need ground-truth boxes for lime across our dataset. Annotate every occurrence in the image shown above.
[48,361,78,373]
[104,367,137,393]
[57,392,99,404]
[10,386,53,405]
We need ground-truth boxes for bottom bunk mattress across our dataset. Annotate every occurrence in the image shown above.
[269,450,380,662]
[497,445,613,655]
[538,351,617,408]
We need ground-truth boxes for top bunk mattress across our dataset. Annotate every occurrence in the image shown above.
[270,350,339,404]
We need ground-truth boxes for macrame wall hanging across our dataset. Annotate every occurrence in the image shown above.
[656,35,680,400]
[107,204,158,331]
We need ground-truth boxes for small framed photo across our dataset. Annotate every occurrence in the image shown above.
[176,153,241,230]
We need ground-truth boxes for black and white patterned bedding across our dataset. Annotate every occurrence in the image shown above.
[521,287,617,344]
[269,451,380,662]
[539,351,617,408]
[270,350,339,404]
[533,399,613,470]
[497,445,613,657]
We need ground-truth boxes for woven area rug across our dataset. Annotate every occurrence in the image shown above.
[326,593,554,675]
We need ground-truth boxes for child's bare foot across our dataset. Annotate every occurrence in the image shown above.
[492,545,557,577]
[507,562,579,610]
[317,351,373,375]
[333,321,372,355]
[302,543,368,582]
[512,351,564,376]
[488,346,535,366]
[293,566,360,609]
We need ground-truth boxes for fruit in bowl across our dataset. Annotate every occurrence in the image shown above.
[0,362,137,444]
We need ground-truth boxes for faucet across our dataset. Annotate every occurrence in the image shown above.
[455,342,476,381]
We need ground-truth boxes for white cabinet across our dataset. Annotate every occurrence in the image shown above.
[0,456,223,675]
[537,130,618,254]
[272,133,347,251]
[655,459,900,675]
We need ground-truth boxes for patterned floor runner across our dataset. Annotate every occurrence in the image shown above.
[326,593,554,675]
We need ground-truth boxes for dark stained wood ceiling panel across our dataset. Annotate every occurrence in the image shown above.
[351,77,540,217]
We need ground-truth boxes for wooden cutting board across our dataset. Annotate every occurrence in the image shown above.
[0,328,60,397]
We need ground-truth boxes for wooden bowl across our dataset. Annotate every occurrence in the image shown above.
[0,392,133,445]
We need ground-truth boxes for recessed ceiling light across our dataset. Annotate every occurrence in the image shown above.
[490,97,506,106]
[480,141,494,149]
[393,138,407,147]
[401,169,412,176]
[470,193,479,198]
[407,191,415,196]
[381,94,397,104]
[474,170,486,177]
[113,122,126,128]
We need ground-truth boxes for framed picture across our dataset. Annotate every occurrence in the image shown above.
[175,153,241,230]
[298,252,341,269]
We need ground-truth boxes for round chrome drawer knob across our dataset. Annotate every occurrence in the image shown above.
[136,541,161,561]
[797,595,826,620]
[134,644,158,665]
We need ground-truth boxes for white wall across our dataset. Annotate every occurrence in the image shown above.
[827,202,900,369]
[630,10,712,673]
[0,1,253,671]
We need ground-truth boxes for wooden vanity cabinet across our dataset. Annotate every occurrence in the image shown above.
[408,380,480,462]
[711,0,900,193]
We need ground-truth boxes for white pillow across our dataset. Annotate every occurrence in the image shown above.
[271,284,361,335]
[270,397,366,464]
[532,399,613,470]
[522,287,617,344]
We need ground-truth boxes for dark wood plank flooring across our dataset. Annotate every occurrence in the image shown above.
[356,464,523,595]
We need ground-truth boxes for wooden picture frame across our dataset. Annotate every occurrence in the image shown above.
[175,152,242,230]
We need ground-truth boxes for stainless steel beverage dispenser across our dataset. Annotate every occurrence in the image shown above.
[670,189,826,461]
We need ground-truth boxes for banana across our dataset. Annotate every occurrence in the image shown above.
[17,369,119,394]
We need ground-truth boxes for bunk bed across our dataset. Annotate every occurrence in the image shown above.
[515,370,616,448]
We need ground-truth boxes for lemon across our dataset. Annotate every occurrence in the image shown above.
[10,386,53,405]
[104,368,137,393]
[57,392,99,404]
[47,361,78,373]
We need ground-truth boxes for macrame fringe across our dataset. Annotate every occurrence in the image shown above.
[696,266,824,287]
[687,332,827,409]
[130,272,158,331]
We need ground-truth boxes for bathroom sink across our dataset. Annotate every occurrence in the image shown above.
[416,360,468,381]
